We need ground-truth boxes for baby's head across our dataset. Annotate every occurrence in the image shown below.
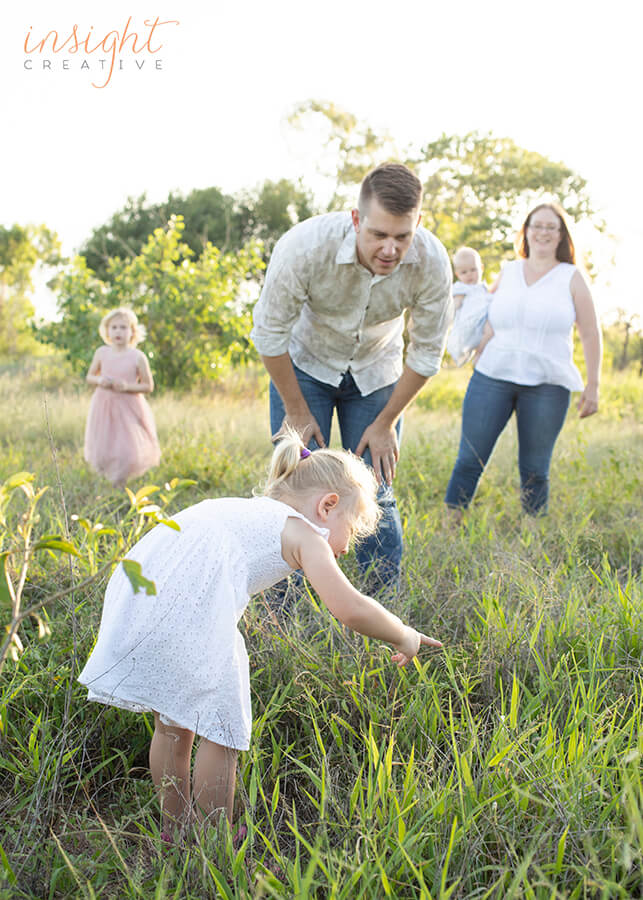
[99,307,146,348]
[453,247,482,285]
[263,429,381,551]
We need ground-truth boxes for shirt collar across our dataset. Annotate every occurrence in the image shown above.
[335,228,421,268]
[336,228,358,265]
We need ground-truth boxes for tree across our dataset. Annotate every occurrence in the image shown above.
[602,308,642,372]
[81,181,316,282]
[80,195,169,281]
[288,100,398,209]
[236,179,316,254]
[0,225,61,358]
[37,217,264,389]
[287,101,602,276]
[412,132,600,275]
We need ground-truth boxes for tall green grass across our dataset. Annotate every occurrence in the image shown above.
[1,360,641,898]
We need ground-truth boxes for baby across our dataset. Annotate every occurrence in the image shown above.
[447,247,491,366]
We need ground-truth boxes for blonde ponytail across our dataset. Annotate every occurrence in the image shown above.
[263,428,381,540]
[265,428,308,493]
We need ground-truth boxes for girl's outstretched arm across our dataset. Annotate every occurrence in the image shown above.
[285,521,441,666]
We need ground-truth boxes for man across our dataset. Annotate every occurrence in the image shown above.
[251,163,452,591]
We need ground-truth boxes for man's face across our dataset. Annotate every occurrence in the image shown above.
[352,197,421,276]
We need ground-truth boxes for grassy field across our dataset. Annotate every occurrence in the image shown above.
[0,359,641,899]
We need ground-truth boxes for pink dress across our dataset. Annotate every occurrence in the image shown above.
[84,348,161,485]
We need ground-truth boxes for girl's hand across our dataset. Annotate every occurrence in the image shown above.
[391,628,443,667]
[98,375,113,388]
[112,379,127,392]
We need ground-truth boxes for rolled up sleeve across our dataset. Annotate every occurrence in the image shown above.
[251,248,309,357]
[405,249,454,377]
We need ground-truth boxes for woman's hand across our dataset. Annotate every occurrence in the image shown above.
[391,627,443,667]
[578,384,599,418]
[98,375,113,388]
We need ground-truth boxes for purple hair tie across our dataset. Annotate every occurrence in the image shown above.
[300,447,311,459]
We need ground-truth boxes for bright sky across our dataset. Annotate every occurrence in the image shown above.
[3,0,642,321]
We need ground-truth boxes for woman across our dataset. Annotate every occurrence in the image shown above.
[444,202,602,514]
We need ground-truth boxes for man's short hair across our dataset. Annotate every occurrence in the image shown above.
[358,163,423,217]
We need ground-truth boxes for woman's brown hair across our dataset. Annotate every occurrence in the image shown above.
[518,202,576,264]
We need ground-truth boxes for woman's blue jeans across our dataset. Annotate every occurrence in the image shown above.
[444,370,570,514]
[270,366,403,593]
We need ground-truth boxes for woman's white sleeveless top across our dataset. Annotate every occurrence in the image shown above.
[476,260,584,391]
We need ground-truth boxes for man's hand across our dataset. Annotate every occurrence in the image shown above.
[272,413,326,448]
[355,421,399,485]
[260,353,327,448]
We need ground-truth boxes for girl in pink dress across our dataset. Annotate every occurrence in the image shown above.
[84,307,161,486]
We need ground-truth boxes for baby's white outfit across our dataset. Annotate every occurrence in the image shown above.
[476,260,584,391]
[446,281,491,365]
[78,496,329,750]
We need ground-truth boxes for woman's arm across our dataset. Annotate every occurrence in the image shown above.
[571,270,602,418]
[284,522,441,665]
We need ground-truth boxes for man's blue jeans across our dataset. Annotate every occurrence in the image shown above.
[444,370,570,514]
[270,366,403,591]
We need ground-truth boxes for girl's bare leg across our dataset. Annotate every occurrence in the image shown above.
[192,738,238,827]
[150,712,195,835]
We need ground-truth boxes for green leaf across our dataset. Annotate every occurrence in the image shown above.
[0,839,17,884]
[122,560,156,596]
[32,535,80,556]
[554,827,568,874]
[134,484,161,503]
[1,472,35,492]
[488,742,515,767]
[166,478,197,491]
[509,670,520,729]
[205,862,235,899]
[0,552,14,608]
[157,517,181,532]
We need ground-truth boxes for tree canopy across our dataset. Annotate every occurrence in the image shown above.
[288,100,603,276]
[37,217,264,389]
[81,180,316,282]
[0,225,60,358]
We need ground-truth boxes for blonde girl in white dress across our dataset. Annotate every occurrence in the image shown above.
[79,430,441,842]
